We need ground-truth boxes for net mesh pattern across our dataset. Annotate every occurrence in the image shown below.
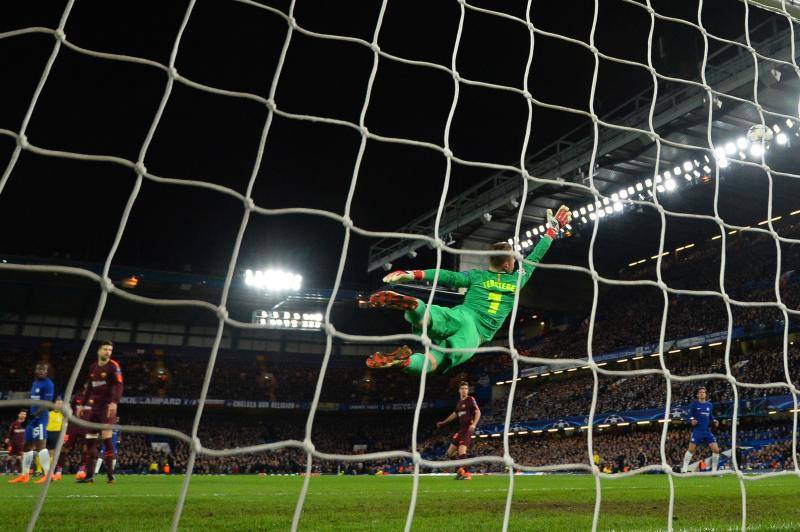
[0,1,799,530]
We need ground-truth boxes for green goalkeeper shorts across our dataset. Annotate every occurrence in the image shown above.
[406,304,482,372]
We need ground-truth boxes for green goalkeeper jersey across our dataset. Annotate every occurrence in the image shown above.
[421,237,552,343]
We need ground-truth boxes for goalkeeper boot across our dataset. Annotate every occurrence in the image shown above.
[8,474,30,484]
[366,291,419,312]
[75,470,86,480]
[366,345,412,369]
[52,472,62,481]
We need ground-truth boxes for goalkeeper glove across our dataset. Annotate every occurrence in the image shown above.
[382,270,424,284]
[545,205,572,239]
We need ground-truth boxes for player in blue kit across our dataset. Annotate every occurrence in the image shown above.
[9,363,55,484]
[681,387,721,473]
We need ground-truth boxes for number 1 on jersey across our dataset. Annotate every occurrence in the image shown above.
[487,292,502,314]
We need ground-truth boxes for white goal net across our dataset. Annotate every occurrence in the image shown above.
[1,0,799,531]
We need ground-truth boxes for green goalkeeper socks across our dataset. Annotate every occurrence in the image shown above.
[403,350,446,375]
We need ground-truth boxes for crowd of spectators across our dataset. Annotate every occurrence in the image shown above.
[486,344,799,424]
[4,405,794,476]
[3,215,799,478]
[468,419,796,474]
[2,409,442,476]
[0,349,481,406]
[519,218,800,362]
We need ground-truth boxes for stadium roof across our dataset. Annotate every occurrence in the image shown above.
[368,16,800,273]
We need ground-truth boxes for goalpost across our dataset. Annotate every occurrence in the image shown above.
[1,1,799,531]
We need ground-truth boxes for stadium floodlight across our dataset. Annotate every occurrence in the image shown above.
[683,161,693,172]
[538,225,545,233]
[245,269,302,292]
[786,118,795,128]
[645,178,653,187]
[657,173,666,183]
[579,207,587,215]
[772,124,781,134]
[613,202,623,212]
[407,249,418,259]
[525,230,532,238]
[725,142,737,155]
[749,143,764,157]
[611,193,619,201]
[581,216,588,223]
[776,132,788,145]
[507,238,513,245]
[602,197,610,206]
[664,179,676,191]
[619,189,628,199]
[718,157,729,168]
[627,186,635,195]
[736,137,748,150]
[586,204,594,212]
[673,166,681,175]
[481,212,492,223]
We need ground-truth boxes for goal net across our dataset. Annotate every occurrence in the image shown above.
[1,0,799,530]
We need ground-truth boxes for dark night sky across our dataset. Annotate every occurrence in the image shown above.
[0,0,759,290]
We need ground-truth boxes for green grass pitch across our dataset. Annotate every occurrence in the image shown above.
[1,473,799,531]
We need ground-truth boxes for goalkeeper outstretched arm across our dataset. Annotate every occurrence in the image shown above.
[382,268,470,289]
[382,205,569,288]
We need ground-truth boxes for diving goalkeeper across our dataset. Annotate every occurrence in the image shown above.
[365,205,571,374]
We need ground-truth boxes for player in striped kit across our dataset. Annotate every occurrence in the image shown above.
[4,410,27,475]
[436,382,481,480]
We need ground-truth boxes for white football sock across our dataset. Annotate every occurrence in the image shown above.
[38,448,51,475]
[712,453,720,472]
[22,451,35,475]
[95,458,102,475]
[682,451,693,472]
